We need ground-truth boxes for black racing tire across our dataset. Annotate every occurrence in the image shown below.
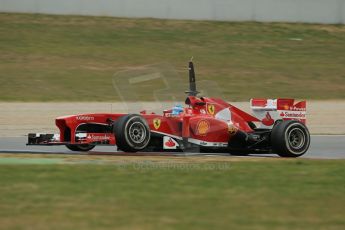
[65,144,95,152]
[271,120,310,157]
[114,114,151,152]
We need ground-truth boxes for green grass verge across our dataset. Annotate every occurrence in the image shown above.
[0,13,345,101]
[0,157,344,229]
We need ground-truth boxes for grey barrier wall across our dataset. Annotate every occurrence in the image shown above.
[0,0,344,24]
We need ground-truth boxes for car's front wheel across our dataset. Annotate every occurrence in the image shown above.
[271,120,310,157]
[114,114,151,152]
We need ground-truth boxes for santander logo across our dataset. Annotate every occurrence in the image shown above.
[280,111,306,118]
[262,112,274,126]
[165,138,176,147]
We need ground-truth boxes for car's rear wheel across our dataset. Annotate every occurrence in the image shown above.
[271,120,310,157]
[114,114,151,152]
[66,144,95,152]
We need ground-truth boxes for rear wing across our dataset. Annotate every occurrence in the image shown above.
[250,98,306,128]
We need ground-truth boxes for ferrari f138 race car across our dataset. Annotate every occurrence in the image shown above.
[28,61,310,157]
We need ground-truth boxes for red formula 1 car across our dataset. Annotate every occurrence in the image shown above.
[28,61,310,157]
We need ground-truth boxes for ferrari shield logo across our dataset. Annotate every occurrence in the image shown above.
[207,104,215,115]
[153,118,161,130]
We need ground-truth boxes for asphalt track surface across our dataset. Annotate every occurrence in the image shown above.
[0,135,344,159]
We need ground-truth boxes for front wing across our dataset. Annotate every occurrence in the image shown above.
[27,133,116,146]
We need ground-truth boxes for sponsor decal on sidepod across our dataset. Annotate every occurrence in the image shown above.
[163,136,179,149]
[196,120,210,136]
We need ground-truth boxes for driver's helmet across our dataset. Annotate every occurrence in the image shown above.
[172,104,184,115]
